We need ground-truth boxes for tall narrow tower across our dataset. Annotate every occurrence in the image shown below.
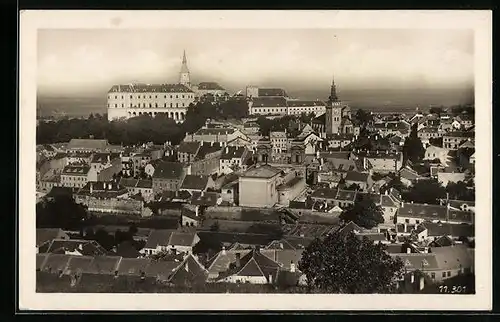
[179,50,191,86]
[325,75,342,135]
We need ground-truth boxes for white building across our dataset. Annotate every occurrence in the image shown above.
[107,51,196,122]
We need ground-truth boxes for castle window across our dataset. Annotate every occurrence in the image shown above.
[115,104,117,107]
[115,96,117,99]
[130,95,133,99]
[176,95,178,98]
[121,104,124,107]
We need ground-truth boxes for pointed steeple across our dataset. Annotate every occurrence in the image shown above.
[329,75,338,102]
[180,50,189,74]
[179,50,190,86]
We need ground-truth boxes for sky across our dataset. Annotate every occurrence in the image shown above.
[37,29,474,102]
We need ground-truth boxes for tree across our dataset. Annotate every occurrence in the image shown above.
[36,195,89,230]
[403,179,446,204]
[128,223,139,236]
[446,181,475,201]
[402,124,425,164]
[298,232,404,293]
[339,194,385,229]
[428,137,443,147]
[93,229,116,251]
[355,109,372,126]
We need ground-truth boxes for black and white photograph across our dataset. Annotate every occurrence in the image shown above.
[19,10,492,310]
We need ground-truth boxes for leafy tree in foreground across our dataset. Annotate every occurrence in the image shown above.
[299,232,404,293]
[339,194,384,229]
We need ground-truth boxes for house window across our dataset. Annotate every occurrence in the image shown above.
[431,272,436,279]
[416,220,420,224]
[447,271,451,277]
[405,219,410,224]
[442,272,446,278]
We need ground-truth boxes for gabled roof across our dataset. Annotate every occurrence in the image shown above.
[337,221,363,237]
[432,245,472,270]
[287,100,325,107]
[61,165,91,176]
[217,249,281,282]
[178,141,201,155]
[152,162,185,180]
[180,175,210,191]
[39,239,109,257]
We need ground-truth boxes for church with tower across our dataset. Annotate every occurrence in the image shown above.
[324,76,353,135]
[106,50,226,122]
[311,76,354,136]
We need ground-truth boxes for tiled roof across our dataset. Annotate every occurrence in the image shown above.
[39,239,109,257]
[391,253,440,270]
[242,164,282,179]
[114,241,141,258]
[67,139,109,150]
[117,257,150,275]
[36,228,66,247]
[421,222,474,238]
[91,152,120,164]
[221,146,246,160]
[399,167,422,181]
[178,141,201,155]
[443,131,475,138]
[398,203,473,223]
[144,229,198,249]
[108,83,193,93]
[432,245,473,271]
[345,171,369,183]
[195,143,222,160]
[251,97,288,108]
[152,162,185,179]
[181,175,210,191]
[287,100,325,107]
[217,249,281,282]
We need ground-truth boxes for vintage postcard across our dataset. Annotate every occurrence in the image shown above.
[19,10,492,310]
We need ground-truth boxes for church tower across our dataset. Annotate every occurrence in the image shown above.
[179,50,191,87]
[325,75,342,135]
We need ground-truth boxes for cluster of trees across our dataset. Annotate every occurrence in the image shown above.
[339,194,385,229]
[37,99,250,145]
[299,232,404,293]
[83,225,145,251]
[36,195,90,231]
[429,105,474,116]
[389,178,474,204]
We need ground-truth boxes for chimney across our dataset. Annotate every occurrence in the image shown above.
[404,222,407,233]
[90,183,93,194]
[410,273,415,284]
[109,183,112,190]
[406,247,411,254]
[221,246,226,255]
[225,147,229,154]
[78,244,83,251]
[290,261,296,273]
[423,247,429,253]
[107,154,110,163]
[235,253,241,268]
[279,242,283,249]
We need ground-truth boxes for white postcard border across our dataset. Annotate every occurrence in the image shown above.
[19,10,492,311]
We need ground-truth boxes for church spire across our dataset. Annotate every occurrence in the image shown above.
[329,75,338,102]
[179,50,190,86]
